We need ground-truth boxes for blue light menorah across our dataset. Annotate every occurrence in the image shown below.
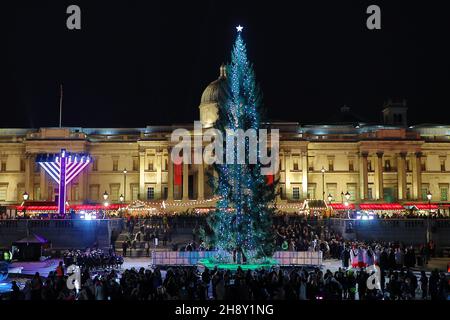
[36,149,91,215]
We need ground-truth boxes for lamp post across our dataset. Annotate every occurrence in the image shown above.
[22,191,29,218]
[321,167,326,201]
[103,191,109,207]
[344,191,351,218]
[119,194,124,203]
[426,190,432,243]
[123,168,127,203]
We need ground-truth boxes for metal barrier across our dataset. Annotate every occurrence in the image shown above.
[151,251,323,267]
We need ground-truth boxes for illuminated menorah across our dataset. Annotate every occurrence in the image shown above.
[36,149,91,215]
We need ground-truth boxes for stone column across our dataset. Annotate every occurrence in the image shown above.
[397,152,407,200]
[359,152,368,200]
[139,150,145,200]
[156,151,162,199]
[167,148,174,201]
[40,169,48,201]
[375,152,384,200]
[25,155,34,200]
[301,152,308,200]
[197,160,204,201]
[284,151,291,200]
[413,152,423,200]
[182,163,189,201]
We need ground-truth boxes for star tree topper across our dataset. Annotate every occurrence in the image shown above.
[236,25,243,32]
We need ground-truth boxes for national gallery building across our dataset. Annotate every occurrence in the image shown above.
[2,68,450,213]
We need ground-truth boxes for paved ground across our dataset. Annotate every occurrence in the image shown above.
[9,256,449,278]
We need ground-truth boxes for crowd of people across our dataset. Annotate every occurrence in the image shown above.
[5,262,449,301]
[63,249,123,270]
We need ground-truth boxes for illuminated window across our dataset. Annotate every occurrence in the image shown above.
[440,185,448,201]
[292,187,300,200]
[0,185,7,201]
[147,187,155,200]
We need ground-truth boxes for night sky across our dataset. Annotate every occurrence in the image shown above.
[1,0,450,128]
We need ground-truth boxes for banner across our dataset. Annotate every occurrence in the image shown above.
[174,163,182,186]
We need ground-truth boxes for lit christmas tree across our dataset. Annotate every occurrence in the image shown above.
[206,26,277,262]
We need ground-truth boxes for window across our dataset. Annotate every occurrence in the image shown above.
[440,185,448,201]
[307,184,316,199]
[0,185,7,201]
[110,184,120,201]
[17,184,25,201]
[164,158,168,171]
[131,184,139,201]
[112,159,119,171]
[147,187,155,200]
[1,161,6,172]
[348,160,354,172]
[421,159,426,172]
[148,161,154,171]
[328,159,334,172]
[71,184,79,201]
[92,159,98,171]
[308,159,314,172]
[421,185,429,201]
[34,163,40,173]
[132,157,139,171]
[367,188,373,200]
[347,183,357,201]
[406,186,412,200]
[292,187,300,200]
[406,160,411,172]
[384,160,391,172]
[440,159,446,172]
[34,184,41,200]
[326,183,337,200]
[163,187,168,200]
[89,185,99,201]
[367,160,373,172]
[20,159,25,172]
[292,158,299,171]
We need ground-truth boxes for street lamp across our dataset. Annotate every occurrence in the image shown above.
[345,191,351,201]
[426,191,432,243]
[321,167,326,201]
[119,194,124,203]
[22,192,29,201]
[103,191,109,201]
[327,193,333,203]
[123,168,127,203]
[344,191,351,218]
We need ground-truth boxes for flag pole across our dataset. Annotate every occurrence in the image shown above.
[59,84,63,128]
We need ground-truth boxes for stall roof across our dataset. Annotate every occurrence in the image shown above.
[16,204,126,211]
[330,203,355,210]
[14,233,48,244]
[359,203,404,210]
[404,203,439,210]
[302,200,328,210]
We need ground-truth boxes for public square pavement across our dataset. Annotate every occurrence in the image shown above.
[8,256,448,277]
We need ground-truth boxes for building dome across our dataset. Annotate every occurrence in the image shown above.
[200,64,226,105]
[199,64,226,127]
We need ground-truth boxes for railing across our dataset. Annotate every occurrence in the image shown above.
[151,251,323,267]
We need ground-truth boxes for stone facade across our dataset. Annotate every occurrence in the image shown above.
[2,72,450,209]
